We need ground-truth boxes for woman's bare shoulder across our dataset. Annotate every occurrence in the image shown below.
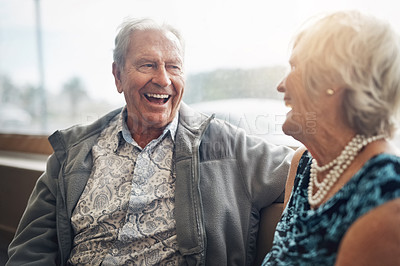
[283,145,307,207]
[336,198,400,266]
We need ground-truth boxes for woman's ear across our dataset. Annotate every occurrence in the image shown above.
[112,62,123,93]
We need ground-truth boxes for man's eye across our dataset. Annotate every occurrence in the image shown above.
[167,65,182,74]
[137,63,155,73]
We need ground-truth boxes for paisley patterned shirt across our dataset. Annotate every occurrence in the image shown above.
[68,108,184,265]
[262,151,400,266]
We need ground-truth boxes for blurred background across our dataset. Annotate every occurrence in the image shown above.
[1,0,399,146]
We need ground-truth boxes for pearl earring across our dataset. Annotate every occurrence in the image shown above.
[326,89,335,95]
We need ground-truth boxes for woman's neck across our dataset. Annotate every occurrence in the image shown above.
[301,125,355,166]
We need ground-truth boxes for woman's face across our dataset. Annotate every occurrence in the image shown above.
[277,52,319,141]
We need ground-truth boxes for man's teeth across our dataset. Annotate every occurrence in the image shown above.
[146,93,169,99]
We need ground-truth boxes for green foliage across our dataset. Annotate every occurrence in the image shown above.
[183,65,287,103]
[61,77,88,119]
[0,75,20,104]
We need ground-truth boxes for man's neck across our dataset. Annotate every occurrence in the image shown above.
[131,128,164,149]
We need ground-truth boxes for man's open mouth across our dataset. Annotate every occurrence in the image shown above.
[144,93,170,104]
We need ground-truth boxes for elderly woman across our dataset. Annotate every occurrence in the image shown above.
[262,11,400,265]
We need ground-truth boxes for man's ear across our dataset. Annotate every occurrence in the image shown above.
[112,62,123,93]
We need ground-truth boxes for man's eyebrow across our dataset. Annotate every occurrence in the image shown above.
[136,57,154,62]
[133,58,156,66]
[134,57,183,64]
[166,58,183,65]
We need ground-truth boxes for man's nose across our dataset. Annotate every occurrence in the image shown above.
[152,67,172,87]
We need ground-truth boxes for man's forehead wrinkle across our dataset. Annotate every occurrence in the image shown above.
[130,32,183,60]
[132,46,183,65]
[135,49,183,63]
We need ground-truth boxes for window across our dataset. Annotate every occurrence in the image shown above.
[1,0,399,147]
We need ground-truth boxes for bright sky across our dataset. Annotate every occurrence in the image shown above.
[1,0,399,104]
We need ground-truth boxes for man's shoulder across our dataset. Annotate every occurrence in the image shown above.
[48,108,122,152]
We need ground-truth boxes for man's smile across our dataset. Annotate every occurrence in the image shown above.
[144,93,171,104]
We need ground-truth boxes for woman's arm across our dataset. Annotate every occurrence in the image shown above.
[336,198,400,266]
[283,145,306,208]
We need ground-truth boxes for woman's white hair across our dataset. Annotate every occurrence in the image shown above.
[292,10,400,138]
[113,17,185,69]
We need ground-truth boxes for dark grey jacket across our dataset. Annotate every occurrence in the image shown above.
[7,103,293,265]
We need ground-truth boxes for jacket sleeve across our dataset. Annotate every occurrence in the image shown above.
[7,154,61,266]
[237,132,294,209]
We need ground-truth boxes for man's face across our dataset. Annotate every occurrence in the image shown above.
[113,29,185,132]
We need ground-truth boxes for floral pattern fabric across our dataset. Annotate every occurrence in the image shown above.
[263,151,400,266]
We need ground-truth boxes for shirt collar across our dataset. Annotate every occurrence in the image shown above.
[119,106,179,148]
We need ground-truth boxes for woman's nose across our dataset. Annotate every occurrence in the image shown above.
[277,79,286,93]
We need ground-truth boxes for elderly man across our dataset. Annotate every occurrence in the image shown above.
[7,18,293,265]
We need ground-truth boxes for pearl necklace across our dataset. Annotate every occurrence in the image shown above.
[308,134,385,208]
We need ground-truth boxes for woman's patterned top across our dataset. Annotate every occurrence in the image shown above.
[262,151,400,265]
